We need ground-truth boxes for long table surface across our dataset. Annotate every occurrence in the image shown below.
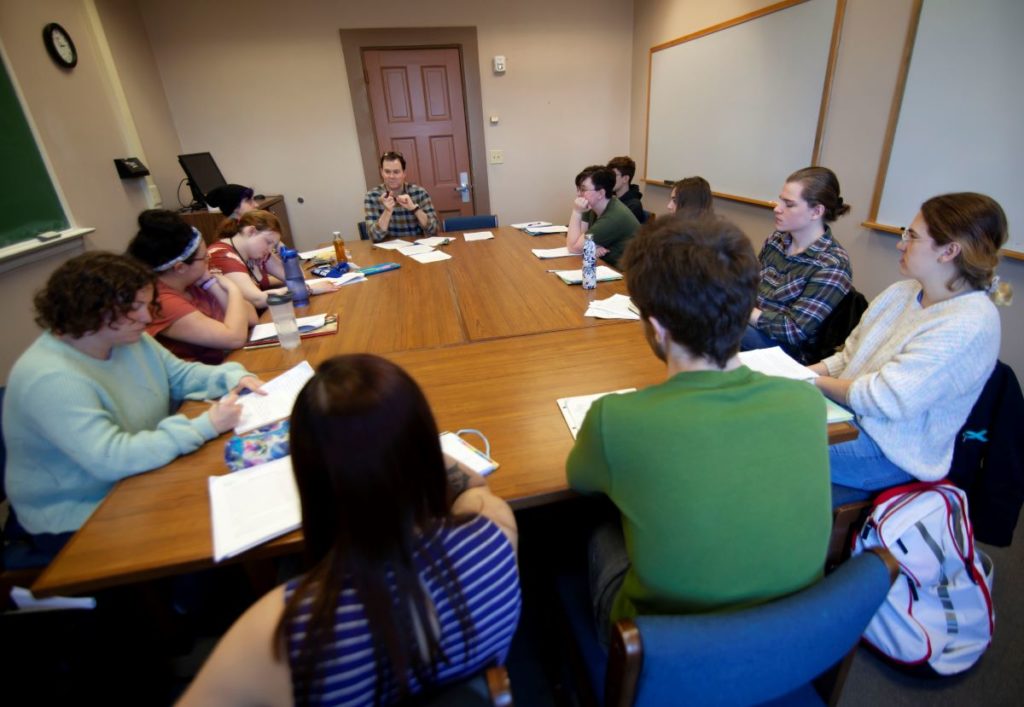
[32,227,856,596]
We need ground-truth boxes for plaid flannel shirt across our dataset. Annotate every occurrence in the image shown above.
[363,183,439,242]
[755,227,851,348]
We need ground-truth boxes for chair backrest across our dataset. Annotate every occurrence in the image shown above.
[442,214,498,232]
[804,288,868,364]
[608,548,898,707]
[357,221,369,241]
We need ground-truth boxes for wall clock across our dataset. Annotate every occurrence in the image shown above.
[43,22,77,69]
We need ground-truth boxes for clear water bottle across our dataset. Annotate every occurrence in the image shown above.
[279,246,310,307]
[582,233,597,290]
[266,292,301,350]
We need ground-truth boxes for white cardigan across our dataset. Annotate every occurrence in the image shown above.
[821,280,999,481]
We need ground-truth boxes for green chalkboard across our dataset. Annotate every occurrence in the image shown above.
[0,57,69,248]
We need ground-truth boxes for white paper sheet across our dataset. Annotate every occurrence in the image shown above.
[552,266,623,284]
[373,239,413,250]
[234,361,315,434]
[408,250,452,264]
[248,315,326,342]
[415,236,452,246]
[737,347,817,381]
[397,244,436,256]
[209,456,301,562]
[526,225,569,234]
[531,247,576,259]
[511,221,552,229]
[584,294,640,320]
[464,231,494,241]
[556,389,637,439]
[298,246,335,260]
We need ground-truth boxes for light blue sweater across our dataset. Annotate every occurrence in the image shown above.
[3,332,248,534]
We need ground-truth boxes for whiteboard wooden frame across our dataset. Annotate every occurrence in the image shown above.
[642,0,846,209]
[863,0,1024,261]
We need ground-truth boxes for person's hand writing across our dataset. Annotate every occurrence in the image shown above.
[208,391,243,433]
[381,193,396,212]
[234,375,267,395]
[395,194,416,211]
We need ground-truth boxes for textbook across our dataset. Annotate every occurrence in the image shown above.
[557,388,636,438]
[209,455,301,562]
[234,361,315,434]
[245,314,338,349]
[737,347,855,424]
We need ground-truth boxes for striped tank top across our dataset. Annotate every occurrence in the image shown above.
[284,514,521,705]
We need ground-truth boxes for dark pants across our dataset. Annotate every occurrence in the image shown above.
[587,520,630,648]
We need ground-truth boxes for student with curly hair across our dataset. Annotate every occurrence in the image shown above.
[2,252,263,555]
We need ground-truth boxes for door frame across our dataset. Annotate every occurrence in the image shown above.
[340,27,491,217]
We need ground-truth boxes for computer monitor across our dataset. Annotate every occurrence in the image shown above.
[178,152,227,207]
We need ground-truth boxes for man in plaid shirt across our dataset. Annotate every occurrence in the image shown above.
[742,167,853,362]
[363,151,439,242]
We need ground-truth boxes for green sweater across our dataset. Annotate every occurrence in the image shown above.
[567,367,831,624]
[584,197,640,269]
[3,332,248,534]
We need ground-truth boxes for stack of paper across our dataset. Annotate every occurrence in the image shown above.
[531,247,577,259]
[526,225,569,235]
[306,271,366,288]
[373,239,413,250]
[557,389,636,438]
[415,236,452,246]
[584,294,640,320]
[552,266,623,285]
[396,243,435,256]
[234,361,315,434]
[209,456,301,561]
[464,231,494,241]
[737,347,816,381]
[408,250,452,263]
[511,221,552,230]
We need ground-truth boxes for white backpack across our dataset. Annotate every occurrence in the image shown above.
[852,481,995,675]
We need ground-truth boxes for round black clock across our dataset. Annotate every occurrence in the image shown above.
[43,22,77,69]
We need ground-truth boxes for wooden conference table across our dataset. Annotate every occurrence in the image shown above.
[33,227,856,596]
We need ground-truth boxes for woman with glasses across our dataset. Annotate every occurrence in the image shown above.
[3,252,262,555]
[208,210,337,309]
[180,354,521,706]
[810,192,1013,490]
[127,209,256,363]
[742,166,852,361]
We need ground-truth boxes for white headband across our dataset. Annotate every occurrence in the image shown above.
[153,227,203,272]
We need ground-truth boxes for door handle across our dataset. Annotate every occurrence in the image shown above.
[454,171,471,202]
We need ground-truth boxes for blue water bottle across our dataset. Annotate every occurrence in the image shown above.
[279,246,310,307]
[582,233,597,290]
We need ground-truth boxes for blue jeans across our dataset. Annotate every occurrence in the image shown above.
[740,324,783,352]
[829,421,914,491]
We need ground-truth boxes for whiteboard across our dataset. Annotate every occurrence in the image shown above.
[874,0,1024,255]
[645,0,838,204]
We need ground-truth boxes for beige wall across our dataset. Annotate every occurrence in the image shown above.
[0,0,177,382]
[630,0,1024,375]
[135,0,634,249]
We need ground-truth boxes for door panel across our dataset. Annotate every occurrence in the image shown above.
[364,47,474,219]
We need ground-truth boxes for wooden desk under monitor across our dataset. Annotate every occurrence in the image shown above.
[32,227,856,597]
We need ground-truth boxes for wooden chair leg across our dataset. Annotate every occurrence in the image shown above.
[826,502,872,572]
[605,619,643,707]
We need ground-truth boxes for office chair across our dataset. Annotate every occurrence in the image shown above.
[443,214,498,232]
[804,288,869,364]
[557,547,898,707]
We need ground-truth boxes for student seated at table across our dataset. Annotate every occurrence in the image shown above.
[209,209,338,309]
[2,252,262,557]
[567,215,830,645]
[127,210,257,364]
[666,176,714,218]
[810,192,1013,491]
[607,155,646,223]
[566,165,641,269]
[205,183,259,219]
[742,166,852,361]
[179,354,521,706]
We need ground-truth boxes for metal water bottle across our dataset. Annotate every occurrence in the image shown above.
[279,246,310,307]
[582,233,597,290]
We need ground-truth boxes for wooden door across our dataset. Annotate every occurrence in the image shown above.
[363,47,474,220]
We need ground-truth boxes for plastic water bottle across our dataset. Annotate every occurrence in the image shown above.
[279,246,310,307]
[582,233,597,290]
[266,292,301,350]
[332,231,348,264]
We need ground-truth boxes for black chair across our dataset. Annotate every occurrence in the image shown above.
[358,221,370,240]
[804,288,868,364]
[443,214,498,232]
[948,361,1024,546]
